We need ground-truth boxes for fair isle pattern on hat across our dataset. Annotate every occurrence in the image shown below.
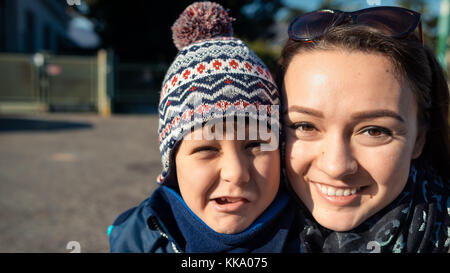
[157,37,280,184]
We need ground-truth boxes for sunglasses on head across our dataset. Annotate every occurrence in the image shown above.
[288,6,423,44]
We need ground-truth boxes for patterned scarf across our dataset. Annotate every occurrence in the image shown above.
[296,164,449,253]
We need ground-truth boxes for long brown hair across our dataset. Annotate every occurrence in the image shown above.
[276,24,450,179]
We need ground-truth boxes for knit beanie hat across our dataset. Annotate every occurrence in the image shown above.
[157,1,280,185]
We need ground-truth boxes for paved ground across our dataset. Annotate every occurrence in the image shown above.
[0,113,160,252]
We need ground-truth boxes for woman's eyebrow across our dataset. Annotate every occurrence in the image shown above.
[283,106,405,123]
[351,110,405,123]
[283,106,324,118]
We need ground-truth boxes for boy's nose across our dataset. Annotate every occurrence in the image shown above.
[219,149,251,184]
[317,135,358,179]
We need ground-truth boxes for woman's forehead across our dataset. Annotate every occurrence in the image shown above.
[282,50,418,120]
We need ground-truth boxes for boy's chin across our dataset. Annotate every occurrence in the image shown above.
[207,217,252,234]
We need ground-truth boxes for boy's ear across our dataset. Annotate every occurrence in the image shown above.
[411,128,426,159]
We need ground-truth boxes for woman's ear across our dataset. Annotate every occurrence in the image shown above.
[411,128,426,159]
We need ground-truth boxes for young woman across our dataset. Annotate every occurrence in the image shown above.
[277,6,449,252]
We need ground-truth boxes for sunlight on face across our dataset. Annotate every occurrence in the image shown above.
[283,50,425,231]
[175,122,280,234]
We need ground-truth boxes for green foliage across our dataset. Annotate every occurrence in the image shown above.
[397,0,439,51]
[242,39,281,74]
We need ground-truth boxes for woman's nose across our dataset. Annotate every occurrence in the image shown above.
[317,135,358,179]
[219,148,251,184]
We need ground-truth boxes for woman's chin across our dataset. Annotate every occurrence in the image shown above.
[312,210,366,232]
[319,222,358,232]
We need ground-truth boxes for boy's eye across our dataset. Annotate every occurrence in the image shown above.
[245,141,268,154]
[192,146,218,154]
[245,141,262,149]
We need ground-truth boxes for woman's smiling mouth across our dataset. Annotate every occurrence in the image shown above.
[316,183,359,197]
[307,179,369,206]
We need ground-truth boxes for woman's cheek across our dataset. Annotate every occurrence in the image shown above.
[356,143,411,187]
[285,137,307,177]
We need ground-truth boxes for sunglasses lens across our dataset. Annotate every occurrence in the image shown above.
[356,9,418,37]
[289,11,342,40]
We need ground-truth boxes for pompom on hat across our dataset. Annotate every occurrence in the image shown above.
[157,1,280,185]
[171,1,234,50]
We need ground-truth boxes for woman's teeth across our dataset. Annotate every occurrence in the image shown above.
[317,183,358,197]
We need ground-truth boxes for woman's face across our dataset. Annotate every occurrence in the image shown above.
[283,50,425,231]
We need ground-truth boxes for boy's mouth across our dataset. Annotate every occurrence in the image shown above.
[214,196,248,204]
[211,196,250,212]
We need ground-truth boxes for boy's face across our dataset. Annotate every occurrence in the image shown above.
[174,122,280,234]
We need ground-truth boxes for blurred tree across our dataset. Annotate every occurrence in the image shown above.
[85,0,283,63]
[397,0,439,51]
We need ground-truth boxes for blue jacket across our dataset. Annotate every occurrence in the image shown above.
[109,186,184,253]
[109,185,301,253]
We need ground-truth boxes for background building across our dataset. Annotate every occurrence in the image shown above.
[0,0,99,54]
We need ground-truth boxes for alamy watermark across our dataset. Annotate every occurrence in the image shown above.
[66,241,81,253]
[66,0,81,6]
[165,98,280,151]
[367,0,381,5]
[367,241,381,253]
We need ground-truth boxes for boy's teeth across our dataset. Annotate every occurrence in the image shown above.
[217,197,241,203]
[317,183,359,197]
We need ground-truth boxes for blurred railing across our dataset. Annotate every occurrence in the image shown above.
[0,50,168,115]
[113,63,167,114]
[0,51,110,115]
[0,53,43,112]
[45,54,98,112]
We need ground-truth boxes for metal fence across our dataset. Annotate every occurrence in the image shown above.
[0,52,102,114]
[0,53,43,113]
[113,63,167,114]
[0,51,167,115]
[45,54,98,111]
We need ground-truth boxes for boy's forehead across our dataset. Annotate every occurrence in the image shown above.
[207,119,252,132]
[203,119,257,138]
[186,118,273,141]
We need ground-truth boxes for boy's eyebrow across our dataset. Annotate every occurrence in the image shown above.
[283,106,405,123]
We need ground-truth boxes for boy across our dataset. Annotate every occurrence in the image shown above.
[108,1,299,253]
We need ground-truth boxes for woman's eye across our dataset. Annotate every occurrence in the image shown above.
[289,122,318,135]
[355,126,394,146]
[360,126,392,137]
[297,123,316,131]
